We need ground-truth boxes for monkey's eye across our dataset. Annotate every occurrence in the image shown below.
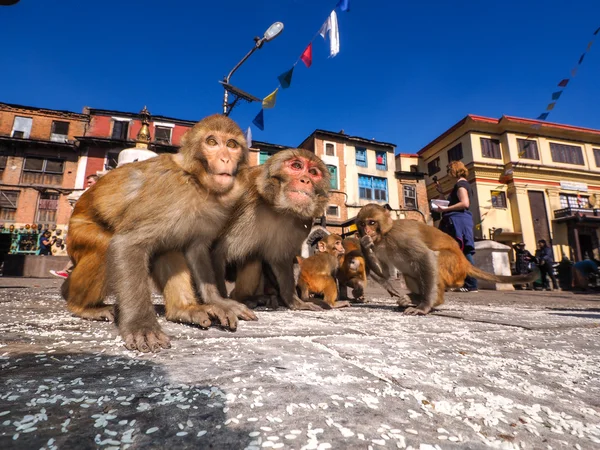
[206,137,218,146]
[291,160,303,170]
[226,139,239,149]
[368,220,377,226]
[358,221,365,227]
[308,167,321,177]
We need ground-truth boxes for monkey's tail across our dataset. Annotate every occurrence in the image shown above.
[468,266,540,284]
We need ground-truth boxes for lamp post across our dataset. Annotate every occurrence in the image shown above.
[222,21,284,116]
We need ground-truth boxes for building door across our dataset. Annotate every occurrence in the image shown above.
[0,233,12,267]
[528,190,552,245]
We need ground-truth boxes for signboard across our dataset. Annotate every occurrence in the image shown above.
[560,181,588,192]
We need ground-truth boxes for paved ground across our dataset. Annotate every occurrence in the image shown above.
[0,277,599,449]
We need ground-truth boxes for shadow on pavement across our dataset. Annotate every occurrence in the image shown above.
[0,351,251,449]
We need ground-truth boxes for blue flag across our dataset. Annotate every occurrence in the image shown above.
[336,0,350,12]
[278,67,294,89]
[537,112,549,121]
[551,91,563,101]
[252,109,264,131]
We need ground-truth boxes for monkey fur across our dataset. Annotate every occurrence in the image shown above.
[357,203,539,315]
[337,238,368,302]
[62,114,257,352]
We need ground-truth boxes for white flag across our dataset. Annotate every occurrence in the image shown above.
[245,126,252,148]
[319,10,339,57]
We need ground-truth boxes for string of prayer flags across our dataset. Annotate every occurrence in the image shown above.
[336,0,350,12]
[262,88,278,109]
[533,24,599,123]
[319,10,340,57]
[252,109,264,131]
[245,126,252,148]
[301,42,313,67]
[278,67,294,89]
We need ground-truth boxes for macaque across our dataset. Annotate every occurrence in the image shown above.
[337,238,368,302]
[62,114,257,352]
[210,149,332,311]
[296,234,350,309]
[357,203,538,315]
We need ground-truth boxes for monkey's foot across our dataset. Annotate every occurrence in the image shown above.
[291,299,323,311]
[122,329,171,353]
[396,295,413,307]
[333,301,351,309]
[211,299,258,331]
[166,305,214,329]
[403,306,431,316]
[69,305,114,322]
[351,286,364,300]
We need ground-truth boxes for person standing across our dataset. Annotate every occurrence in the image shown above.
[436,161,478,292]
[512,242,534,289]
[535,239,558,291]
[38,230,55,256]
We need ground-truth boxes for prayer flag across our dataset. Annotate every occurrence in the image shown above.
[336,0,350,12]
[262,88,278,109]
[558,79,569,87]
[300,43,313,68]
[571,67,578,77]
[537,113,549,121]
[551,91,563,101]
[587,40,594,51]
[319,10,340,57]
[578,53,586,65]
[546,102,556,111]
[594,26,600,36]
[252,109,264,131]
[245,126,252,148]
[278,67,294,89]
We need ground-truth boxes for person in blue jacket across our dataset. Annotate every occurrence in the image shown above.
[535,239,558,290]
[436,160,478,292]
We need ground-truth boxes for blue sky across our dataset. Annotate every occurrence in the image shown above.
[1,0,599,153]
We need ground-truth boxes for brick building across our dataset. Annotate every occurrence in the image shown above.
[395,153,430,224]
[0,103,88,260]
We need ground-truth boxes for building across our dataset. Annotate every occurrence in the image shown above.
[418,114,600,262]
[0,103,88,260]
[395,153,430,224]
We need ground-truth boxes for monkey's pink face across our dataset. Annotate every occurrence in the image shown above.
[204,134,244,192]
[357,219,381,242]
[283,157,324,205]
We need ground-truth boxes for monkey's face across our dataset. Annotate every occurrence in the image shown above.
[332,238,345,256]
[357,218,382,243]
[278,155,329,217]
[200,133,244,193]
[348,257,361,272]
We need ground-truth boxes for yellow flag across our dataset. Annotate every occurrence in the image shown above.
[262,88,278,109]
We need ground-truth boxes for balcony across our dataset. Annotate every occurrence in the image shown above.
[554,207,600,222]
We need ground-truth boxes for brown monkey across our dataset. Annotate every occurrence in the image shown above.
[296,234,350,309]
[356,203,538,315]
[208,149,332,311]
[337,238,368,302]
[63,114,257,352]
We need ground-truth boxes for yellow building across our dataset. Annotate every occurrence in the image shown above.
[418,115,600,262]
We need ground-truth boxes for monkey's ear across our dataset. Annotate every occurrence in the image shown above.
[296,256,304,265]
[317,240,326,252]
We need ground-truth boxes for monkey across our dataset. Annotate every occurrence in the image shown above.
[336,237,368,302]
[62,114,257,352]
[296,234,350,309]
[206,148,332,311]
[356,203,539,315]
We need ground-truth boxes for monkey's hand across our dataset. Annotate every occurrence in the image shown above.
[403,305,432,316]
[122,328,171,353]
[396,294,413,307]
[290,295,323,311]
[211,298,258,331]
[360,235,375,251]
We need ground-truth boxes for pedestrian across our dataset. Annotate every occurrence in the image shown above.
[50,174,99,278]
[512,242,534,289]
[436,160,478,292]
[534,239,558,291]
[38,230,55,256]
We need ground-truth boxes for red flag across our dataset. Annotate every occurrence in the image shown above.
[558,79,569,87]
[300,43,312,68]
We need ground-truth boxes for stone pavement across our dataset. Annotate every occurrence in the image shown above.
[0,277,599,449]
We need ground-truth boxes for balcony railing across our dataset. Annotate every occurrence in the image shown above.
[554,207,600,219]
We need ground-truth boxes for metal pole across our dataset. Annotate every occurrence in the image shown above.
[222,38,263,116]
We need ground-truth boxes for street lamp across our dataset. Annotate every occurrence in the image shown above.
[0,0,21,5]
[221,21,284,116]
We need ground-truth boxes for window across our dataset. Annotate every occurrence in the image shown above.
[594,148,600,167]
[50,121,69,142]
[0,190,19,221]
[480,138,502,159]
[427,157,440,176]
[376,151,387,170]
[517,139,539,160]
[560,194,589,209]
[325,143,335,156]
[36,193,59,223]
[403,185,417,209]
[326,205,339,216]
[259,151,272,165]
[106,150,120,170]
[359,175,388,201]
[155,126,172,144]
[21,157,64,185]
[447,143,463,162]
[550,143,584,165]
[327,165,338,190]
[112,120,130,140]
[12,116,33,139]
[355,147,367,167]
[491,190,507,208]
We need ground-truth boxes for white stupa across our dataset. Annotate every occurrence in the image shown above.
[117,106,158,167]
